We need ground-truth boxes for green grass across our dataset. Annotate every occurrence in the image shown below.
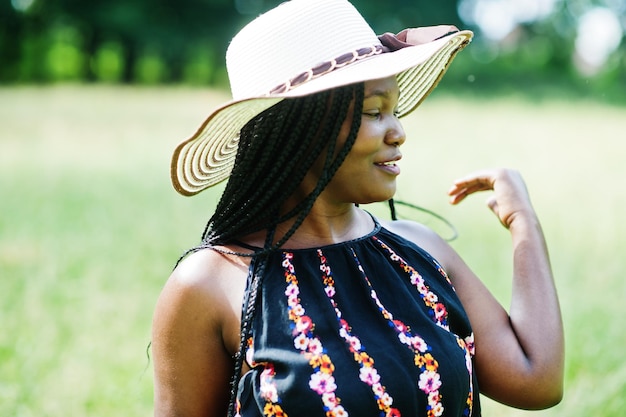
[1,85,624,416]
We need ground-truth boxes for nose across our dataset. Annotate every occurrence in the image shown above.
[385,117,406,147]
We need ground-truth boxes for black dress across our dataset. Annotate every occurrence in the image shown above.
[235,220,481,417]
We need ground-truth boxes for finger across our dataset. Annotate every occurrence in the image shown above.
[486,195,498,214]
[448,183,492,203]
[448,170,499,205]
[448,189,468,205]
[451,179,493,193]
[451,171,496,189]
[486,196,512,228]
[449,179,494,197]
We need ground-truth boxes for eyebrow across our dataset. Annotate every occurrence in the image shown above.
[364,89,393,99]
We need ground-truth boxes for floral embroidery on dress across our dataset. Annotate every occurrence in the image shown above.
[430,257,454,287]
[246,338,287,416]
[457,334,476,416]
[372,236,449,330]
[349,247,444,417]
[282,252,348,417]
[245,337,256,367]
[237,227,480,417]
[317,249,401,417]
[371,237,476,416]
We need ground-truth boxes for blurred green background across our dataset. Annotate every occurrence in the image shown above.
[1,0,625,416]
[1,0,625,102]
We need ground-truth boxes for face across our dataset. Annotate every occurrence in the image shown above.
[322,76,406,205]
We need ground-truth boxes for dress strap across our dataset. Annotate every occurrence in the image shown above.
[364,209,381,228]
[231,240,261,251]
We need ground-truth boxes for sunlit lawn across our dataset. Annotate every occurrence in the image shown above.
[1,85,624,416]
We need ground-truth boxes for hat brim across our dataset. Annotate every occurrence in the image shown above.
[171,30,472,196]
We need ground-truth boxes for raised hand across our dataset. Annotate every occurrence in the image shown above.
[448,168,535,228]
[440,168,564,408]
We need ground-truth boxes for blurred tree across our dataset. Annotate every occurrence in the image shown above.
[356,0,463,30]
[6,0,248,83]
[1,0,50,82]
[0,0,465,83]
[0,2,21,81]
[0,0,624,103]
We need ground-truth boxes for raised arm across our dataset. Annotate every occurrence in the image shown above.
[443,168,564,408]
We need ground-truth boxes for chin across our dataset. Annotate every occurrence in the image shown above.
[357,190,396,205]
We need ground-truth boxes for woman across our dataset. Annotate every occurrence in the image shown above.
[152,1,564,416]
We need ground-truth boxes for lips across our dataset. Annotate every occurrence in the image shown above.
[374,155,402,175]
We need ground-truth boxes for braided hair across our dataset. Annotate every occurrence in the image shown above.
[203,83,364,249]
[177,83,365,416]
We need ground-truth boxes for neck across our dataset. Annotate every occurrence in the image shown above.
[286,203,371,246]
[243,204,374,250]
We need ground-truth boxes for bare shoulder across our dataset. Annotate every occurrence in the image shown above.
[380,218,437,241]
[381,219,446,250]
[168,247,249,303]
[379,219,459,271]
[152,246,251,357]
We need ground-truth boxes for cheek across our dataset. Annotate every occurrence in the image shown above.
[351,119,386,151]
[349,135,380,161]
[332,152,372,187]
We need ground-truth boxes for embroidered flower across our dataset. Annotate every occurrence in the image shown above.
[294,333,309,350]
[330,405,348,417]
[285,283,299,298]
[245,337,256,367]
[263,402,286,417]
[372,382,385,397]
[410,336,428,352]
[387,408,402,417]
[308,338,323,355]
[429,401,444,417]
[295,315,313,334]
[356,352,374,367]
[433,303,447,320]
[392,320,408,332]
[325,286,336,297]
[424,292,438,303]
[373,236,450,330]
[457,333,476,416]
[377,392,393,407]
[318,249,397,417]
[348,336,362,351]
[418,370,442,393]
[309,371,337,394]
[416,280,429,295]
[359,366,381,385]
[260,365,279,402]
[281,252,343,415]
[319,354,335,374]
[291,304,305,317]
[431,257,453,286]
[322,392,339,408]
[464,333,475,356]
[423,353,438,372]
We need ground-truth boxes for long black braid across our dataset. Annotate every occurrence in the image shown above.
[178,83,365,417]
[204,84,363,248]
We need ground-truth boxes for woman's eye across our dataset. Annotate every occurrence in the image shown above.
[363,111,380,119]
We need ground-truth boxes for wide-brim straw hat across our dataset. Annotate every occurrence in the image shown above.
[171,0,473,196]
